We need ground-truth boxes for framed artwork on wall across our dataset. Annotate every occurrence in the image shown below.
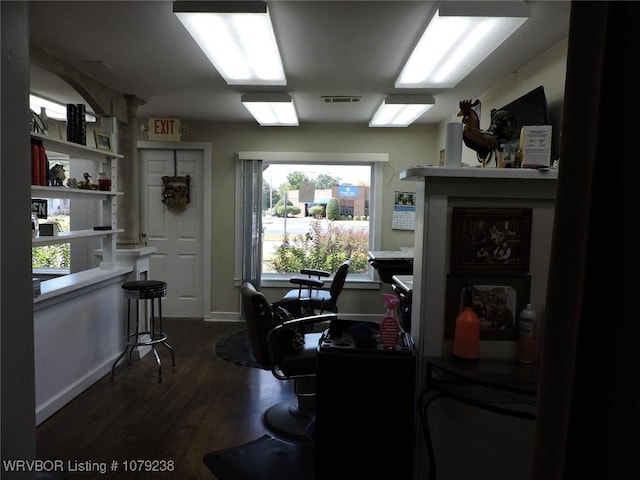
[444,273,531,341]
[94,131,112,152]
[450,207,532,273]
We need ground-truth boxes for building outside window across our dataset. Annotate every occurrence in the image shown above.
[262,163,371,276]
[236,153,386,286]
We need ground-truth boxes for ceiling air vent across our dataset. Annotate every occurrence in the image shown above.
[321,96,362,104]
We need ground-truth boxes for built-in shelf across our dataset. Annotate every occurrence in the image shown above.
[32,229,124,247]
[31,128,122,270]
[31,132,123,161]
[31,185,123,199]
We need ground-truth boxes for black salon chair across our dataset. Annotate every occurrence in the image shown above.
[277,259,351,316]
[240,282,336,440]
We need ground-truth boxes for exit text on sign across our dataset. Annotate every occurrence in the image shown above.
[148,117,181,141]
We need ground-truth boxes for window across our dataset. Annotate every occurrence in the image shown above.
[32,198,71,268]
[32,160,71,275]
[263,164,370,276]
[31,158,102,276]
[236,152,386,288]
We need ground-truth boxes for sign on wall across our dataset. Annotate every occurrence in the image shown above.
[299,182,316,203]
[148,117,182,142]
[338,186,358,197]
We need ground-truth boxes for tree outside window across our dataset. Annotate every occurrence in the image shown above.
[263,164,371,275]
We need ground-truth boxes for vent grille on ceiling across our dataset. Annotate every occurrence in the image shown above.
[321,96,362,104]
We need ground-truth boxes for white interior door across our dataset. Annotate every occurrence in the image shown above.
[139,146,206,318]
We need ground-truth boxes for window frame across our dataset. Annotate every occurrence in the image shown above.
[234,152,387,288]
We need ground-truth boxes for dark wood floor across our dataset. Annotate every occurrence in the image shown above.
[36,318,297,480]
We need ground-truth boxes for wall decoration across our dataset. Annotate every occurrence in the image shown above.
[392,191,416,230]
[161,150,190,213]
[450,207,532,272]
[94,131,112,152]
[162,175,190,212]
[444,273,531,341]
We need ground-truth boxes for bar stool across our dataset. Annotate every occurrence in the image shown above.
[110,280,175,382]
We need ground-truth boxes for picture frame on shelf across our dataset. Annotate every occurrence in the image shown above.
[94,131,112,152]
[450,207,532,272]
[444,273,531,341]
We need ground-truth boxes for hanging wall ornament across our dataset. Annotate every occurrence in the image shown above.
[161,150,190,213]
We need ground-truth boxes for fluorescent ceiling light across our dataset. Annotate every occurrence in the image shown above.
[30,94,97,122]
[174,1,286,86]
[369,95,435,127]
[396,3,529,88]
[241,93,299,126]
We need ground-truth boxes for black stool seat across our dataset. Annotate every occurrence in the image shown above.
[111,279,174,382]
[122,280,167,299]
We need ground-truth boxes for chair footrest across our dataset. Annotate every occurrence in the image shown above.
[122,331,168,346]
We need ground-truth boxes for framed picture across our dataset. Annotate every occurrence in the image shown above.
[94,131,112,152]
[444,273,531,341]
[450,207,532,272]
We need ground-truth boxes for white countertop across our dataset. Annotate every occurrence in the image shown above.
[368,250,414,260]
[35,266,133,304]
[400,165,559,181]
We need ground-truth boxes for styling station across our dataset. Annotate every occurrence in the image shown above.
[401,165,558,479]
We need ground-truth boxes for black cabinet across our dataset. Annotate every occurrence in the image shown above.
[315,321,416,480]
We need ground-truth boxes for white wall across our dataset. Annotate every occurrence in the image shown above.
[142,122,439,317]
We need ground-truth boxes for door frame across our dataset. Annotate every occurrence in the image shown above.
[137,141,212,318]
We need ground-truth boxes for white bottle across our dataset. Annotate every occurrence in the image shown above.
[516,304,537,363]
[31,212,40,238]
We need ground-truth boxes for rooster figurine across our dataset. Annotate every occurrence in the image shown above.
[457,99,499,166]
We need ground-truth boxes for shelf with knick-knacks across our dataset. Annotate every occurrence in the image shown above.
[30,132,123,267]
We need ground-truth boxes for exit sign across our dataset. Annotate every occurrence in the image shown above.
[148,117,181,141]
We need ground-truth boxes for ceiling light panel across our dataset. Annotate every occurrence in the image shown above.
[174,2,286,85]
[241,93,299,126]
[396,3,528,89]
[369,95,435,127]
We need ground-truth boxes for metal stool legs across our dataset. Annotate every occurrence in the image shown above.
[111,281,175,383]
[149,292,175,382]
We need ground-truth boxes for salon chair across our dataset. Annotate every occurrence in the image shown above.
[277,259,351,316]
[240,282,336,440]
